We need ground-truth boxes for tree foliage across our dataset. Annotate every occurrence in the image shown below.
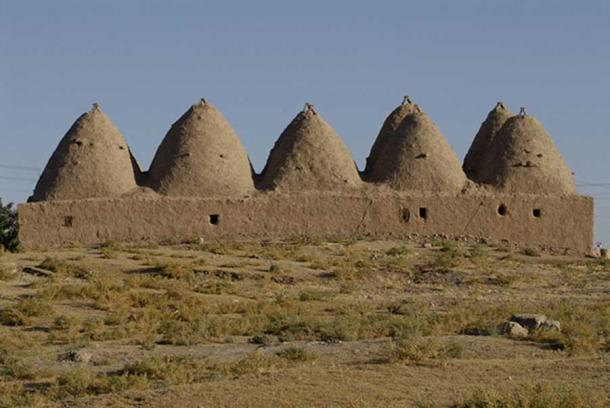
[0,198,19,252]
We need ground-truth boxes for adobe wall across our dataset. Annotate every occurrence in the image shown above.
[18,192,594,254]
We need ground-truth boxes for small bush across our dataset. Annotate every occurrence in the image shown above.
[150,261,192,280]
[38,257,70,274]
[268,263,282,274]
[522,247,540,257]
[55,367,98,397]
[0,308,29,326]
[0,266,16,281]
[121,356,201,386]
[52,315,76,331]
[276,347,314,362]
[299,289,330,301]
[91,373,150,395]
[15,296,52,317]
[388,337,463,363]
[0,348,39,380]
[386,246,410,256]
[453,383,606,408]
[0,199,19,252]
[439,240,458,252]
[194,279,236,295]
[422,240,468,273]
[211,351,281,378]
[0,382,45,406]
[249,334,274,345]
[388,336,438,363]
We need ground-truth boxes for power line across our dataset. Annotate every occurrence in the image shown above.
[0,176,37,182]
[0,164,41,172]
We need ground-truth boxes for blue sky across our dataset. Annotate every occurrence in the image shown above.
[1,0,608,244]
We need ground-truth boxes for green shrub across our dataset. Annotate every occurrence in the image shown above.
[276,347,314,362]
[0,199,18,252]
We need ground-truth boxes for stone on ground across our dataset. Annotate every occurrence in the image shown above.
[500,321,529,338]
[510,313,547,331]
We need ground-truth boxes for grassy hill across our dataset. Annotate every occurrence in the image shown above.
[0,239,608,407]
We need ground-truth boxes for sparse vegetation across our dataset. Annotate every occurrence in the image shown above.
[522,247,541,257]
[276,346,315,362]
[387,336,463,363]
[453,383,607,408]
[0,239,606,406]
[0,265,16,281]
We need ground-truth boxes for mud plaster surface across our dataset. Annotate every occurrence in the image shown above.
[147,101,255,197]
[32,106,139,201]
[19,191,593,254]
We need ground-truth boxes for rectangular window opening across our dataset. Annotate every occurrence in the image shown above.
[63,216,73,228]
[419,207,428,220]
[209,214,220,225]
[533,208,542,218]
[400,208,411,223]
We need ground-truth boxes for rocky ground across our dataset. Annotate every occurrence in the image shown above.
[0,239,608,407]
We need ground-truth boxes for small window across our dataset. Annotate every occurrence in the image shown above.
[400,208,410,223]
[63,216,73,227]
[497,204,507,216]
[419,207,427,220]
[533,209,542,218]
[209,214,220,225]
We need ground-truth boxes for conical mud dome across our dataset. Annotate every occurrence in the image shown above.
[481,109,576,194]
[260,103,361,191]
[32,104,139,202]
[147,100,255,197]
[371,110,468,193]
[365,96,421,178]
[463,102,513,182]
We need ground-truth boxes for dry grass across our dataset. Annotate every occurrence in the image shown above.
[453,383,607,408]
[0,240,607,406]
[387,336,463,363]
